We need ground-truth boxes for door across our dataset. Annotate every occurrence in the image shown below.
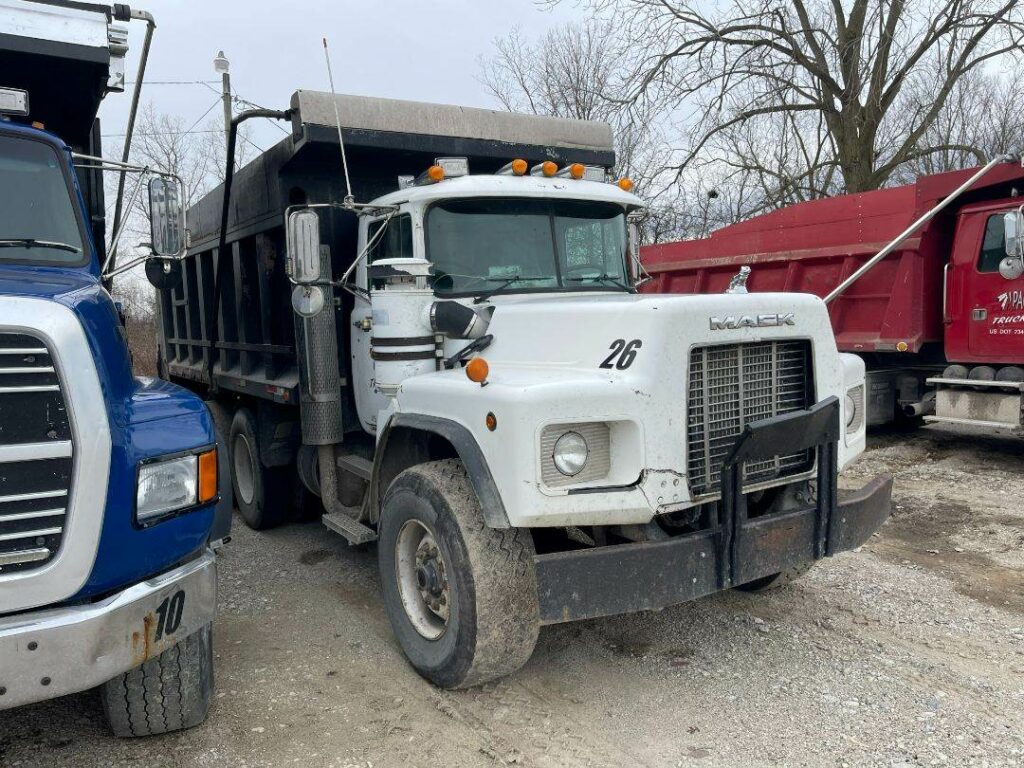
[948,210,1024,364]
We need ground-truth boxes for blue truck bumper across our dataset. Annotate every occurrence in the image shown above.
[0,549,216,711]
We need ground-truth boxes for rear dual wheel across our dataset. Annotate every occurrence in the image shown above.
[229,407,292,530]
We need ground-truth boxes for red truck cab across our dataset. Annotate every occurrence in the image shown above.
[946,199,1024,365]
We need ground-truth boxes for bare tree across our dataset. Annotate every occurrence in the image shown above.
[480,22,663,184]
[557,0,1024,194]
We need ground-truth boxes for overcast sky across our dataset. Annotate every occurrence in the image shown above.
[100,0,578,153]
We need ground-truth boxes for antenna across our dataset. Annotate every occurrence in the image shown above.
[322,37,354,208]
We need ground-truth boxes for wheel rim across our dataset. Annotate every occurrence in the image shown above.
[233,432,256,506]
[395,519,450,640]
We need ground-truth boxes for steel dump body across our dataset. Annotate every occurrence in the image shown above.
[641,164,1024,357]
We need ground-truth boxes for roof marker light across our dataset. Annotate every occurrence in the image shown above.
[497,159,529,176]
[616,177,634,192]
[531,161,558,178]
[561,162,585,180]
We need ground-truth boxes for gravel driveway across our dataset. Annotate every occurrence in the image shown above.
[2,424,1022,767]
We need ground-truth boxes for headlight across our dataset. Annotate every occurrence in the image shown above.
[552,431,589,476]
[845,385,864,431]
[137,450,217,524]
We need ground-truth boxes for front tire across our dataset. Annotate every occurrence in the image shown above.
[378,459,539,689]
[100,623,214,738]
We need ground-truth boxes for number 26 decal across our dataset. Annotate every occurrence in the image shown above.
[600,339,642,370]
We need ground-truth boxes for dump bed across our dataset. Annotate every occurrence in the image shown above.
[641,164,1024,354]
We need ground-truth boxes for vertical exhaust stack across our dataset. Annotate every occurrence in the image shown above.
[295,244,344,446]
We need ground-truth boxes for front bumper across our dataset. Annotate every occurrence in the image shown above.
[535,398,893,624]
[0,549,216,711]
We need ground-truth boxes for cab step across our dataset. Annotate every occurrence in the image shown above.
[322,510,377,546]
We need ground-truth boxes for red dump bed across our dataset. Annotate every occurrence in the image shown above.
[641,164,1024,354]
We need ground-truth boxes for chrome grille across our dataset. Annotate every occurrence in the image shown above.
[0,332,72,574]
[687,340,813,499]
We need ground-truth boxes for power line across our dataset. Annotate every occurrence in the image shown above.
[101,128,221,137]
[124,79,220,86]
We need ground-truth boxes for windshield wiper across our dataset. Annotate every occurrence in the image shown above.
[569,274,630,290]
[472,275,548,304]
[0,238,80,254]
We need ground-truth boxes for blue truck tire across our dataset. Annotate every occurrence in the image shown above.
[99,623,214,737]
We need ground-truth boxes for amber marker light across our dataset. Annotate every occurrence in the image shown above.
[512,158,528,175]
[486,412,498,431]
[896,341,909,352]
[427,164,445,182]
[198,449,218,503]
[568,163,585,180]
[542,161,558,177]
[616,177,634,192]
[465,357,489,384]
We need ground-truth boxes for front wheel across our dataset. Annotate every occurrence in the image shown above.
[378,459,539,689]
[100,623,214,737]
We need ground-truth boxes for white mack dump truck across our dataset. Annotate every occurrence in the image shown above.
[157,91,893,688]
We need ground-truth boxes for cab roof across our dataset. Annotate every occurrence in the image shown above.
[370,174,644,210]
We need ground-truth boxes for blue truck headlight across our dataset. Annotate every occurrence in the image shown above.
[136,449,218,523]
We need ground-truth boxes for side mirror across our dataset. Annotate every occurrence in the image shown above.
[286,209,322,284]
[148,177,185,257]
[144,255,183,291]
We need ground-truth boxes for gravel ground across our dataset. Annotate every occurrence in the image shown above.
[2,424,1022,767]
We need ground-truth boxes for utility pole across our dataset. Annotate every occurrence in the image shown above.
[213,50,231,151]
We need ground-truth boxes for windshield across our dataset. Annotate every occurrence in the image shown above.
[426,198,629,295]
[0,134,86,264]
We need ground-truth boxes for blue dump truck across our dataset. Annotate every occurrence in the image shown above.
[0,0,229,736]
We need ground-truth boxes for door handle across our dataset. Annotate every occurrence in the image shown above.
[972,308,988,321]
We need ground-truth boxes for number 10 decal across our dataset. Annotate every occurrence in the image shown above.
[154,590,186,641]
[600,339,642,370]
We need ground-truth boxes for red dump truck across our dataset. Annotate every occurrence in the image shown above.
[642,158,1024,433]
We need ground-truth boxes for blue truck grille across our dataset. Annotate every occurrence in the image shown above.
[0,332,72,574]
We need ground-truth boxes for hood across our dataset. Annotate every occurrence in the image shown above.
[483,291,837,368]
[0,265,100,301]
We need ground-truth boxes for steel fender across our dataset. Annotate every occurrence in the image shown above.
[374,412,511,528]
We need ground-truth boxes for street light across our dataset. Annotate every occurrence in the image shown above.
[213,51,231,151]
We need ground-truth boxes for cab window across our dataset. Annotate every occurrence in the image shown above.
[367,214,413,262]
[978,214,1007,273]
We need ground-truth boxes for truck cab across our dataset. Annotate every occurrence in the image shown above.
[0,1,227,737]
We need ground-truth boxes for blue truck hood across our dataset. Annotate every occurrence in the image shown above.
[0,266,219,601]
[0,265,99,300]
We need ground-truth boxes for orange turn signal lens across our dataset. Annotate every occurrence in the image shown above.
[486,412,498,431]
[465,357,489,384]
[616,177,634,192]
[568,163,585,180]
[198,449,218,503]
[511,158,528,175]
[541,161,558,177]
[427,165,445,182]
